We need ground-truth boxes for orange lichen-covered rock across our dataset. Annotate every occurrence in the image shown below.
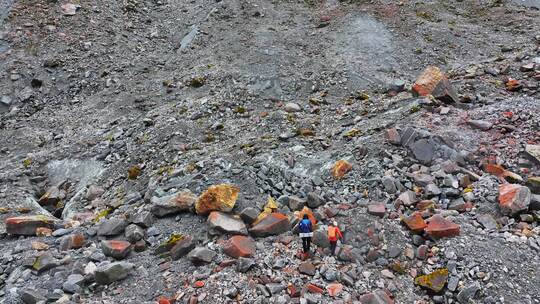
[498,184,531,216]
[414,268,449,292]
[195,184,239,215]
[331,160,352,179]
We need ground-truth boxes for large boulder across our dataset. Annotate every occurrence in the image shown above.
[95,262,134,285]
[6,215,57,236]
[208,211,248,235]
[188,247,216,264]
[250,213,290,237]
[150,190,196,217]
[222,235,256,258]
[195,184,239,215]
[97,218,127,236]
[499,184,531,216]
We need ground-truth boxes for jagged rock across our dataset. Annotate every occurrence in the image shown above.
[38,186,66,209]
[385,128,401,145]
[410,173,434,187]
[31,252,59,273]
[367,203,386,218]
[331,160,352,179]
[468,120,493,131]
[298,262,316,276]
[525,145,540,163]
[195,184,239,215]
[208,211,248,235]
[398,191,418,206]
[288,196,307,211]
[381,176,397,194]
[266,283,286,295]
[402,212,427,232]
[499,184,531,216]
[125,224,145,243]
[222,235,256,258]
[457,282,481,303]
[95,262,134,285]
[6,215,57,236]
[97,218,127,236]
[425,215,460,238]
[250,213,290,237]
[477,214,498,230]
[150,189,196,217]
[358,289,394,304]
[170,236,195,260]
[410,139,435,164]
[237,257,255,273]
[412,66,458,103]
[425,183,441,196]
[188,247,216,264]
[59,234,86,251]
[130,210,155,228]
[313,229,330,248]
[415,268,449,292]
[306,192,324,208]
[239,207,259,224]
[101,240,132,260]
[62,273,84,294]
[19,288,46,304]
[326,283,343,297]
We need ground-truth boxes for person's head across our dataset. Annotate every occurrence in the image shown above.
[303,214,309,220]
[333,221,338,227]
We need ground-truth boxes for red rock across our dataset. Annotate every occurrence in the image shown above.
[506,78,522,91]
[222,235,256,258]
[499,184,531,216]
[385,128,401,145]
[298,262,316,276]
[416,200,435,211]
[249,213,290,237]
[326,283,343,297]
[416,245,428,260]
[359,289,394,304]
[101,240,132,259]
[402,212,427,232]
[158,298,171,304]
[306,283,324,294]
[193,280,205,288]
[367,203,386,218]
[6,215,56,236]
[287,284,300,297]
[425,215,460,238]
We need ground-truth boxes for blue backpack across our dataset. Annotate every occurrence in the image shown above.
[299,219,311,233]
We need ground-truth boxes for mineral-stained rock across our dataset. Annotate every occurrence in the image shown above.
[38,186,66,209]
[222,235,256,258]
[358,289,394,304]
[331,160,352,179]
[60,233,86,251]
[170,236,195,260]
[402,212,427,232]
[188,247,216,264]
[367,203,386,218]
[385,128,401,145]
[31,252,59,274]
[208,211,248,235]
[195,184,239,215]
[499,184,531,216]
[425,215,460,238]
[326,283,343,297]
[298,261,316,276]
[101,240,132,260]
[6,215,57,236]
[154,234,186,255]
[414,268,449,292]
[250,213,290,237]
[97,218,127,236]
[151,189,197,217]
[412,66,458,103]
[95,262,134,285]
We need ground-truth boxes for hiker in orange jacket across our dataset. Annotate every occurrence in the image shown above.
[328,221,343,256]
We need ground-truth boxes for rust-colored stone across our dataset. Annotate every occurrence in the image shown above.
[402,212,427,232]
[425,215,460,238]
[250,213,290,237]
[499,183,531,215]
[326,283,343,297]
[414,268,449,292]
[195,184,239,215]
[331,159,352,179]
[222,235,256,258]
[6,215,56,236]
[306,283,324,294]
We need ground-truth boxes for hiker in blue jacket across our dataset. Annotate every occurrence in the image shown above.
[298,214,313,253]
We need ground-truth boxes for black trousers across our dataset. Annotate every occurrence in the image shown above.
[302,237,311,253]
[330,240,337,255]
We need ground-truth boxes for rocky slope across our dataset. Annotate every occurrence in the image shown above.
[1,0,540,303]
